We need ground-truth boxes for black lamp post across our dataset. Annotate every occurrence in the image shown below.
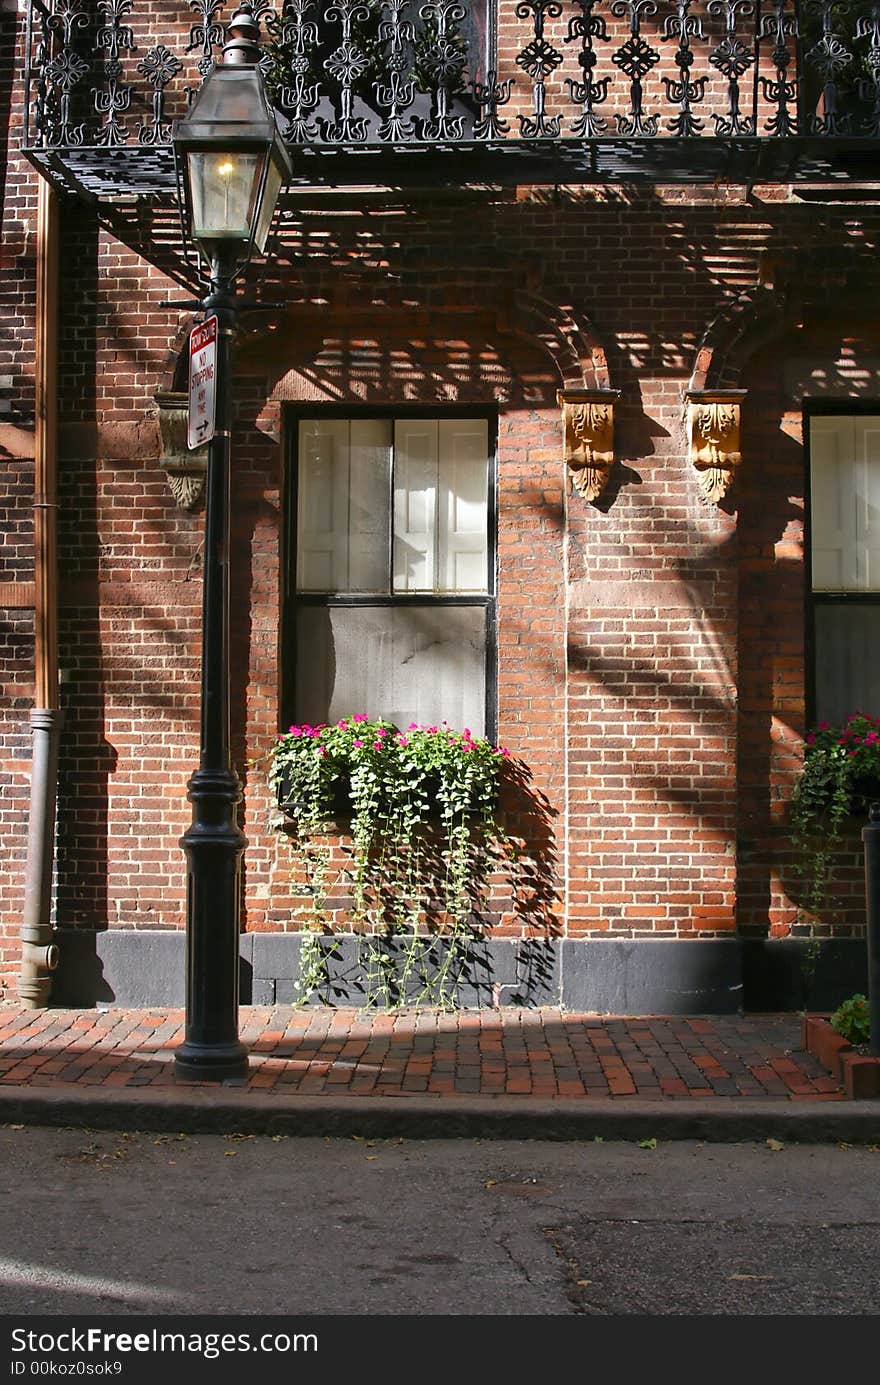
[171,3,290,1081]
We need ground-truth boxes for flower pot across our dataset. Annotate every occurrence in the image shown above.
[802,1015,880,1099]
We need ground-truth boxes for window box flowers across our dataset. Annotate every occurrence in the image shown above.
[268,717,511,1006]
[791,711,880,919]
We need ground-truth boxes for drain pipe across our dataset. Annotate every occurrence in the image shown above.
[18,177,61,1005]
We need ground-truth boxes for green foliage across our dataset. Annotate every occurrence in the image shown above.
[831,993,870,1047]
[790,712,880,921]
[268,715,510,1008]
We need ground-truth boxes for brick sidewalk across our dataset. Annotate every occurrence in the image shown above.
[0,1004,845,1101]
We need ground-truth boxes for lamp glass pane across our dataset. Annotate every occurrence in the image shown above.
[187,149,265,241]
[253,152,285,254]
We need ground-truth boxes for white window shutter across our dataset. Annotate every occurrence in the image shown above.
[347,418,392,592]
[438,419,489,593]
[296,419,351,592]
[393,419,438,592]
[854,417,880,591]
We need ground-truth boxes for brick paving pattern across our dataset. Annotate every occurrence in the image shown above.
[0,1005,844,1100]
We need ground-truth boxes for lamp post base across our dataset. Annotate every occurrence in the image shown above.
[174,1040,249,1083]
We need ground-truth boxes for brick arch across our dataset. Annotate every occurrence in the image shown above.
[690,247,880,392]
[158,287,611,399]
[689,284,792,392]
[499,288,612,390]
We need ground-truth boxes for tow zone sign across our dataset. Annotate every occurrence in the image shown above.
[188,315,218,450]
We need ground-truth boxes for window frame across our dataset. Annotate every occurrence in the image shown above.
[280,404,499,738]
[804,400,880,724]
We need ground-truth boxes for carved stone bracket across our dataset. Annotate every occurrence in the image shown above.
[154,390,207,510]
[558,389,621,502]
[686,389,747,504]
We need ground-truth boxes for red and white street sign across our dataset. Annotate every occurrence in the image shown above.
[187,315,218,450]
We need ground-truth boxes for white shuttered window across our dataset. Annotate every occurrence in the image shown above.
[293,416,493,734]
[810,414,880,723]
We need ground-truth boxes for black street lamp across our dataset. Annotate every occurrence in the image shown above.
[171,3,290,1081]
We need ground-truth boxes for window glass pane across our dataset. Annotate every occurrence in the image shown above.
[857,419,880,590]
[439,419,489,592]
[393,419,438,592]
[811,416,880,591]
[393,418,488,594]
[295,605,487,735]
[297,419,390,593]
[814,603,880,724]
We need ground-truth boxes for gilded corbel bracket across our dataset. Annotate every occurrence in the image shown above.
[154,390,208,511]
[558,389,621,502]
[686,390,746,504]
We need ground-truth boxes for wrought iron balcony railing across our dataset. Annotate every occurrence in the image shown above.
[20,2,880,281]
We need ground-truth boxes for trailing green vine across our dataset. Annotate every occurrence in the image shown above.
[790,711,880,984]
[267,716,510,1009]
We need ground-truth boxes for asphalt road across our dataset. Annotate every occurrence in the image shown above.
[0,1125,878,1319]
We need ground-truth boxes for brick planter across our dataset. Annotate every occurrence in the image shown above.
[802,1015,880,1100]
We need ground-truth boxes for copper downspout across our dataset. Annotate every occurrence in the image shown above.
[18,177,61,1005]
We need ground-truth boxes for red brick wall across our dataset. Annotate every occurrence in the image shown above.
[737,320,880,943]
[4,3,880,991]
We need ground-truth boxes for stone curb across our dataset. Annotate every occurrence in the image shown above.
[2,1086,879,1142]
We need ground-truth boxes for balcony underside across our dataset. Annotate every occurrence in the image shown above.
[26,135,880,289]
[27,136,880,201]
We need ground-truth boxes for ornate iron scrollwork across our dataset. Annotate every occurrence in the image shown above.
[707,0,755,136]
[137,46,184,145]
[45,0,91,147]
[269,0,321,143]
[611,0,660,136]
[758,0,798,136]
[375,0,417,141]
[856,0,880,136]
[565,0,610,137]
[24,0,880,168]
[662,0,707,136]
[418,0,468,141]
[187,0,226,80]
[803,0,853,135]
[516,0,563,139]
[322,0,372,142]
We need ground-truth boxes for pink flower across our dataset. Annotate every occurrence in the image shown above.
[352,740,363,749]
[398,735,408,747]
[499,747,510,757]
[372,741,383,751]
[806,733,816,745]
[316,746,327,758]
[818,721,830,730]
[289,727,302,738]
[407,722,419,730]
[867,733,878,745]
[352,714,368,723]
[376,728,387,738]
[337,719,348,728]
[427,726,438,734]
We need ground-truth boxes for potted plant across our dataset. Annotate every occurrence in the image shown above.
[802,993,880,1099]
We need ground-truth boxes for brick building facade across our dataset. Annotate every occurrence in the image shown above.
[1,0,877,1012]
